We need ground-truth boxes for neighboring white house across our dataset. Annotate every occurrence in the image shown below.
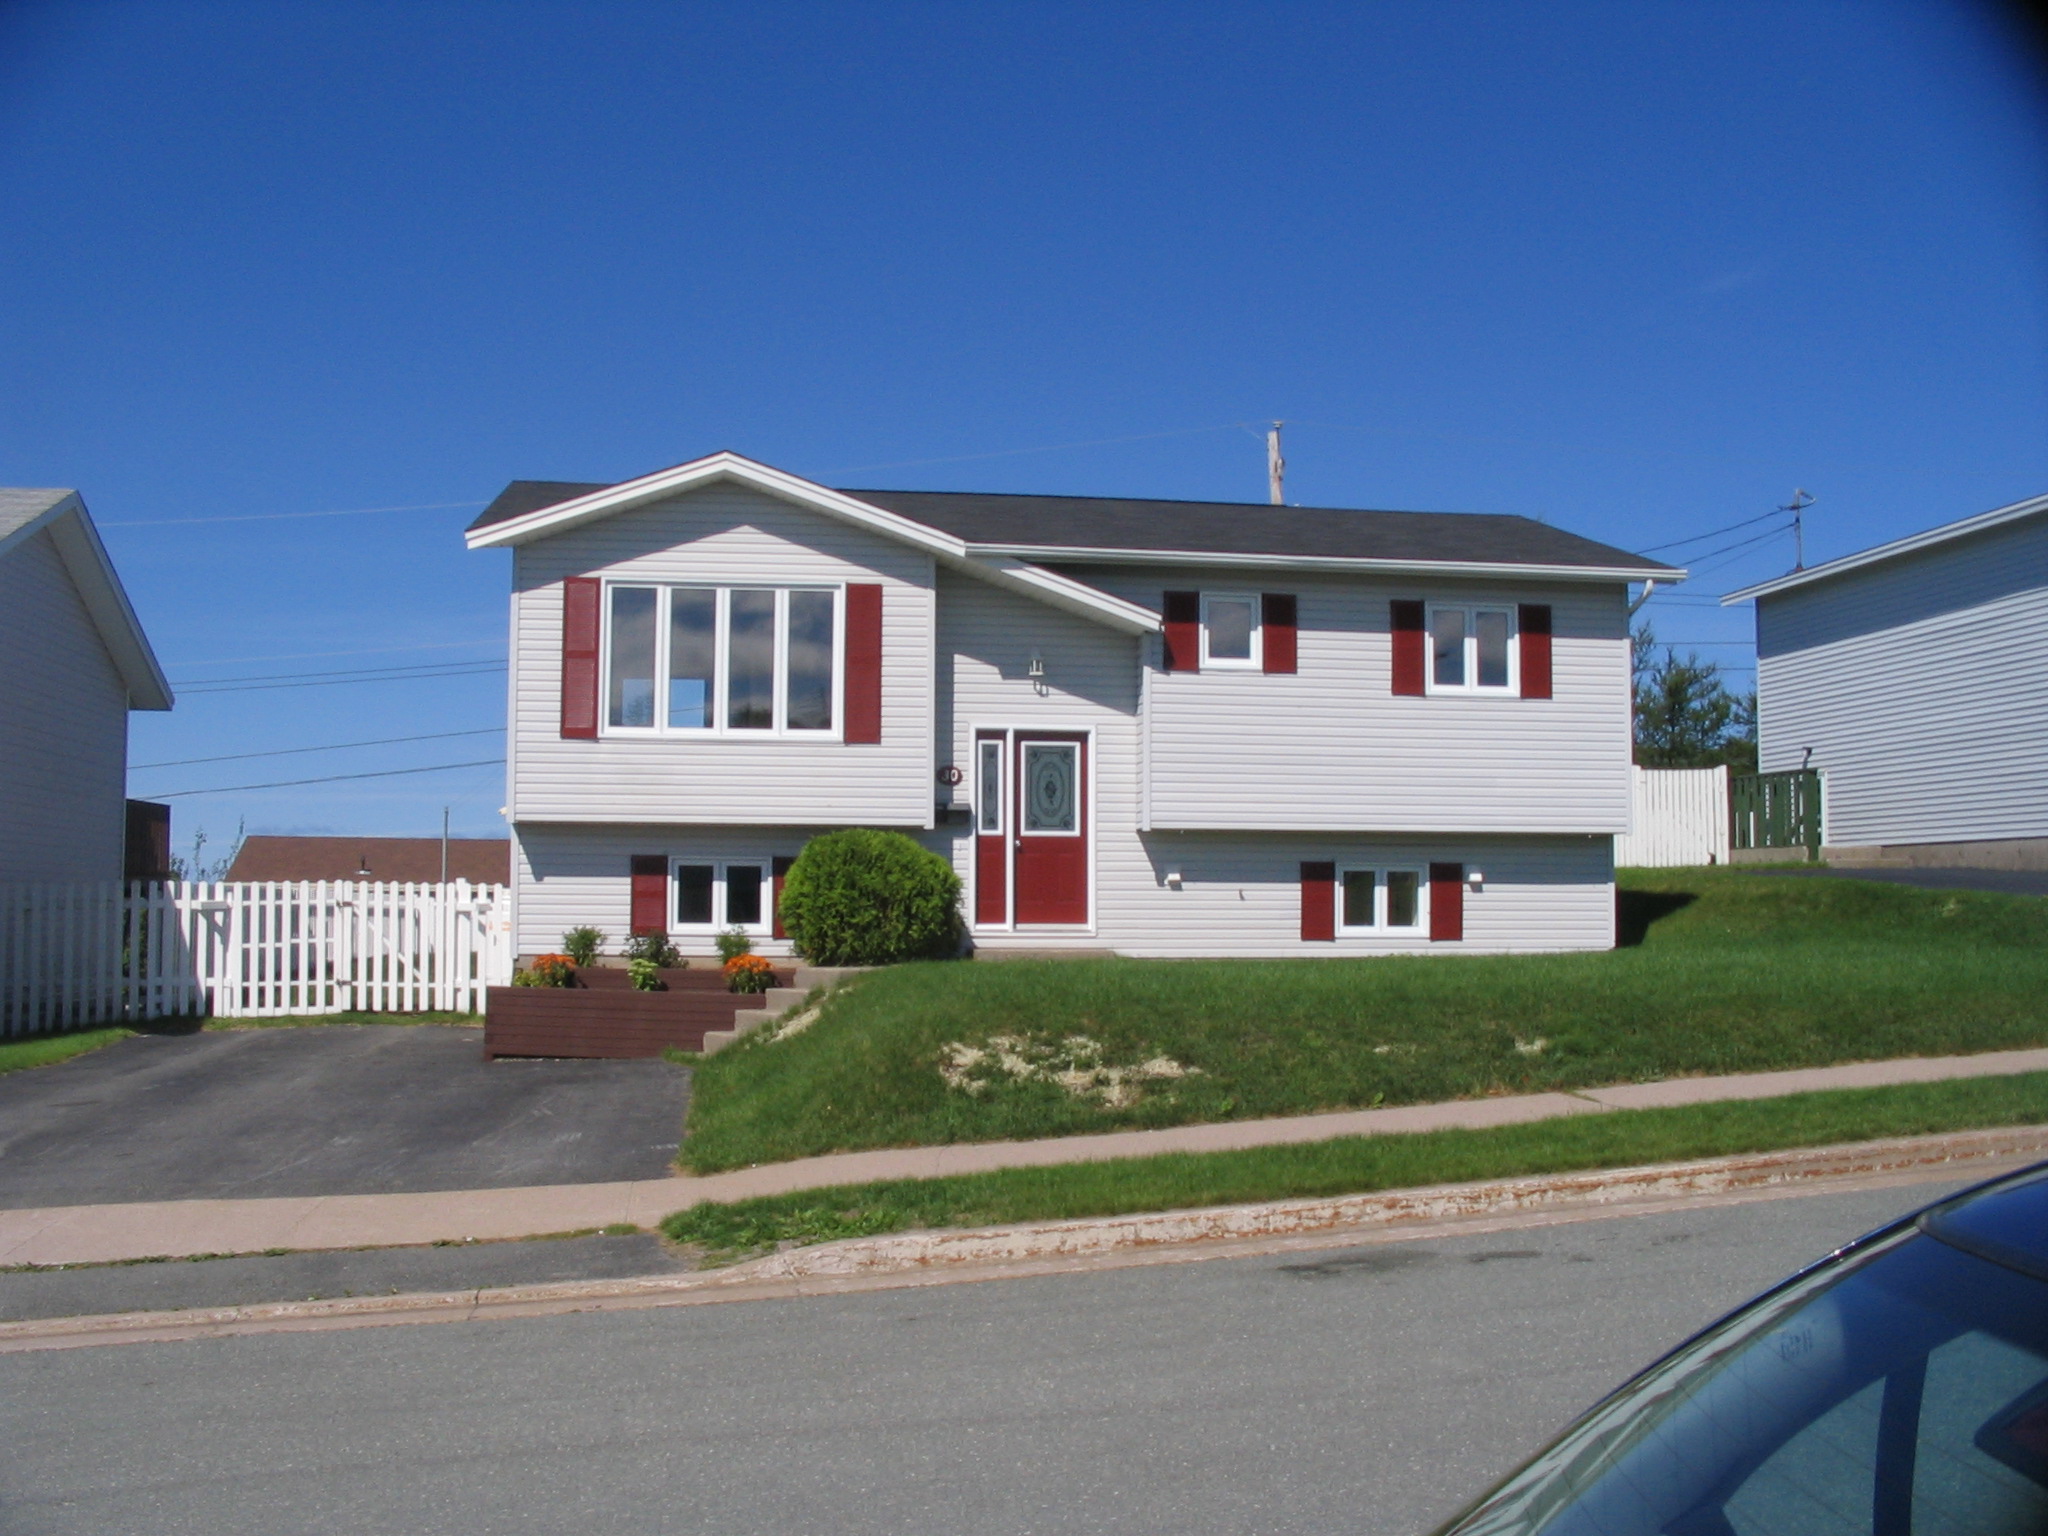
[1724,491,2048,870]
[467,452,1681,958]
[0,488,174,883]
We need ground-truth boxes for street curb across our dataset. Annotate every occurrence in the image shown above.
[2,1123,2039,1353]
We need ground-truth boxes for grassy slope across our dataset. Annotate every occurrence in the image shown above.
[682,870,2048,1173]
[0,1028,134,1075]
[664,1071,2048,1261]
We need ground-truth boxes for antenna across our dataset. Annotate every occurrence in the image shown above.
[1780,488,1814,570]
[1266,421,1285,505]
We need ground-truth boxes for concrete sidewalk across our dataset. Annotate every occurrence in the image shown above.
[4,1045,2045,1268]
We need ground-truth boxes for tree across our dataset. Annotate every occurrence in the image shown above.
[1631,623,1756,770]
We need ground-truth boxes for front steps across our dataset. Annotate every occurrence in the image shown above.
[702,966,866,1055]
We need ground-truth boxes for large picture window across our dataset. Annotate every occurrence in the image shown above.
[1428,605,1515,694]
[606,585,841,736]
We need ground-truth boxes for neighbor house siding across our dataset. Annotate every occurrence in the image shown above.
[0,528,129,883]
[509,484,935,828]
[1755,514,2048,848]
[1068,567,1632,834]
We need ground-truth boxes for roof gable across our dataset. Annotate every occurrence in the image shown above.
[469,458,1679,583]
[1723,492,2048,606]
[0,489,173,711]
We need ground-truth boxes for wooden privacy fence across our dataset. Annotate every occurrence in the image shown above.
[0,880,513,1036]
[1731,769,1824,858]
[1615,765,1731,868]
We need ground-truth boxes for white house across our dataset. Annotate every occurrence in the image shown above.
[467,452,1681,959]
[1724,491,2048,871]
[0,488,174,883]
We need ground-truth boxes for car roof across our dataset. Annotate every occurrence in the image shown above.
[1920,1161,2048,1281]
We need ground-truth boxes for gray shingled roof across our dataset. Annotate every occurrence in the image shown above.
[468,478,1670,573]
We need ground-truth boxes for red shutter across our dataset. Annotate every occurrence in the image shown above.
[1519,604,1553,700]
[771,855,795,940]
[1162,591,1200,672]
[1429,862,1464,942]
[629,855,668,937]
[1262,593,1298,674]
[1390,600,1425,696]
[561,577,601,739]
[1300,861,1336,942]
[844,583,883,743]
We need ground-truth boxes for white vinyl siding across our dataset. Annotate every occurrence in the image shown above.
[1079,567,1631,834]
[509,483,934,827]
[0,528,129,883]
[930,568,1615,955]
[1755,513,2048,849]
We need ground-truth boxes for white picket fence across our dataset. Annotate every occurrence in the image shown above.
[0,880,514,1036]
[1616,765,1731,868]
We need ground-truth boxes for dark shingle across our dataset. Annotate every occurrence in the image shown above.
[468,478,1667,572]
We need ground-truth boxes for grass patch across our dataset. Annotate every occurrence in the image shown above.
[203,1010,479,1030]
[0,1027,136,1075]
[682,869,2048,1172]
[664,1070,2048,1264]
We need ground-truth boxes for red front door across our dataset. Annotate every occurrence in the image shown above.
[1012,733,1088,925]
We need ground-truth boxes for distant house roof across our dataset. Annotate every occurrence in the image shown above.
[1722,491,2048,605]
[225,836,511,885]
[466,453,1680,582]
[0,488,173,710]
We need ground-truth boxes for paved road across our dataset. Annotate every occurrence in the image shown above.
[0,1026,688,1206]
[1758,865,2048,898]
[0,1177,1967,1536]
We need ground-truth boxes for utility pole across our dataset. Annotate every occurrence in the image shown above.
[1781,488,1815,570]
[1266,421,1285,505]
[440,806,450,884]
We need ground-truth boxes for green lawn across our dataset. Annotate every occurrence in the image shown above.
[680,869,2048,1173]
[664,1070,2048,1263]
[0,1027,138,1075]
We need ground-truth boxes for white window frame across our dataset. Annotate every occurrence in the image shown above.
[1336,865,1428,934]
[1199,591,1263,670]
[1424,603,1518,696]
[669,858,771,936]
[601,583,845,740]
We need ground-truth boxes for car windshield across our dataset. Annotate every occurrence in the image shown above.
[1441,1228,2048,1536]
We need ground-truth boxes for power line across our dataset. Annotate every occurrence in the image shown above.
[103,499,485,529]
[1638,508,1787,554]
[176,663,506,695]
[132,727,502,771]
[165,639,499,669]
[149,759,506,798]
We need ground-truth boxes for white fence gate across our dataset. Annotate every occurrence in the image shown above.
[0,880,513,1037]
[1615,765,1730,868]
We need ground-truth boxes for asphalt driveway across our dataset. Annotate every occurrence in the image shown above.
[0,1025,689,1208]
[1759,865,2048,897]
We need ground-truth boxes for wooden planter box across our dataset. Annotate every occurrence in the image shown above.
[483,966,791,1059]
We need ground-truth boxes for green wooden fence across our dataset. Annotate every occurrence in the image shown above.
[1730,769,1823,856]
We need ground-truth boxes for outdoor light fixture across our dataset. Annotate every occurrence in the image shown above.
[1467,869,1485,886]
[1165,870,1183,888]
[1027,654,1045,678]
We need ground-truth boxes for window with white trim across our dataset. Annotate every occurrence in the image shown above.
[671,860,770,934]
[605,585,841,735]
[1338,867,1426,933]
[1428,604,1516,694]
[976,739,1004,834]
[1200,592,1262,669]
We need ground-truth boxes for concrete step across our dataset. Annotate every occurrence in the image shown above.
[793,966,868,991]
[701,970,868,1055]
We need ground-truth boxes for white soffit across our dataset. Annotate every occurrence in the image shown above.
[1722,491,2048,605]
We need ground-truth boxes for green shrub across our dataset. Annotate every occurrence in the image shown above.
[626,932,683,969]
[778,829,962,965]
[714,927,753,963]
[628,958,665,992]
[561,927,605,967]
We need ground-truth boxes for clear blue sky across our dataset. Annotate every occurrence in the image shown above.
[3,1,2043,863]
